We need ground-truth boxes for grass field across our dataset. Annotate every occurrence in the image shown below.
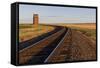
[19,23,96,42]
[19,24,55,42]
[58,23,96,41]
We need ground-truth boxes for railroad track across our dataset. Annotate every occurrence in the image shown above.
[19,27,68,64]
[44,28,96,63]
[19,26,62,50]
[44,28,72,63]
[19,26,96,65]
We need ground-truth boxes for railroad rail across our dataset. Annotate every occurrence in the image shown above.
[19,26,62,50]
[19,26,96,65]
[19,27,67,64]
[44,28,72,63]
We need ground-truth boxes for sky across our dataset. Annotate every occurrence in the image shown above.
[19,4,96,24]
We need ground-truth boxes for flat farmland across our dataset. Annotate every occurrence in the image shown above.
[61,23,96,29]
[57,23,96,41]
[19,23,96,64]
[19,24,55,42]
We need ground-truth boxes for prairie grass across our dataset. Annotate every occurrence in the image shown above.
[70,27,96,41]
[19,24,55,42]
[58,23,96,41]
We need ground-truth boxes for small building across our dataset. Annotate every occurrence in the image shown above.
[33,14,39,26]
